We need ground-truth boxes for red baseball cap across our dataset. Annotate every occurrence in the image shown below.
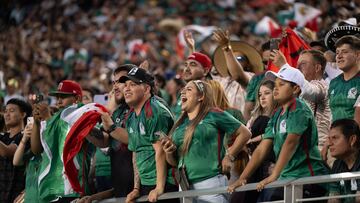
[49,80,83,97]
[187,52,212,71]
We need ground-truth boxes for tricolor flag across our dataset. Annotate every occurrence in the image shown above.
[267,28,310,72]
[254,16,282,38]
[294,3,321,31]
[38,103,107,201]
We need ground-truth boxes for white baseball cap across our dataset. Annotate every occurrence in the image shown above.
[265,65,305,90]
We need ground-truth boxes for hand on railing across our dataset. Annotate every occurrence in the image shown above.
[148,187,164,202]
[256,174,278,191]
[126,188,140,203]
[227,178,247,194]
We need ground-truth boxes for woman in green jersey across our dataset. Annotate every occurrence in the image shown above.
[162,80,251,203]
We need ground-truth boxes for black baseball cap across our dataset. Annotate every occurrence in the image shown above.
[119,67,155,86]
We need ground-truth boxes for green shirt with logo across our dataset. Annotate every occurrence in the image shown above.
[126,97,175,186]
[263,98,328,180]
[172,109,241,184]
[328,73,360,122]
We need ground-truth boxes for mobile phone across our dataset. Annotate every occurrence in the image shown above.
[270,38,280,50]
[35,94,44,104]
[94,94,109,105]
[27,117,34,125]
[155,131,168,140]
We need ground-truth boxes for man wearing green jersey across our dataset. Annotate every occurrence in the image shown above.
[329,35,360,125]
[101,67,178,203]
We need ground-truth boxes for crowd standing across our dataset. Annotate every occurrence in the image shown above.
[1,0,360,203]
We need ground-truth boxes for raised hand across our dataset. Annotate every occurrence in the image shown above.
[212,29,230,48]
[183,30,195,52]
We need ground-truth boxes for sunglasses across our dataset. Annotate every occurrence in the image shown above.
[112,79,122,85]
[236,56,248,62]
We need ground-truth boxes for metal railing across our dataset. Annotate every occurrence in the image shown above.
[99,171,360,203]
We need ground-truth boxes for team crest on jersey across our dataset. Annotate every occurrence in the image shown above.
[279,119,287,133]
[347,87,357,99]
[330,89,334,95]
[115,118,121,123]
[139,122,145,135]
[129,127,134,133]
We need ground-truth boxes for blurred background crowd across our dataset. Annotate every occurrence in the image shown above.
[0,0,358,109]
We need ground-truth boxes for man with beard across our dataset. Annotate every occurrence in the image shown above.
[80,64,136,202]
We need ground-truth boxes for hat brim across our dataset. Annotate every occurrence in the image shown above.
[213,41,264,77]
[49,91,76,97]
[265,71,279,82]
[325,26,360,52]
[118,75,142,84]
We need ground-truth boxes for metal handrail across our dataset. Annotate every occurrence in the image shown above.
[99,172,360,203]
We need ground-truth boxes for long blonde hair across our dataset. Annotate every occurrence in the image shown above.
[249,80,277,125]
[168,80,214,155]
[207,80,230,110]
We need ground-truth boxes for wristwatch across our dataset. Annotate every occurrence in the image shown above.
[106,124,117,134]
[226,150,236,162]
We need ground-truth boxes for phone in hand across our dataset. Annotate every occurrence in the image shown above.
[270,38,280,51]
[155,131,168,140]
[35,94,44,104]
[94,94,109,105]
[27,117,34,125]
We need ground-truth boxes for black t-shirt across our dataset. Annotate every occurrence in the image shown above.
[110,104,134,197]
[0,131,26,202]
[330,154,360,201]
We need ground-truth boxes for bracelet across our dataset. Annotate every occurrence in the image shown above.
[225,149,236,162]
[222,45,232,52]
[133,187,140,191]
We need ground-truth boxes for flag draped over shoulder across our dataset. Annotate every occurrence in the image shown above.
[38,103,107,201]
[63,103,108,195]
[267,28,310,72]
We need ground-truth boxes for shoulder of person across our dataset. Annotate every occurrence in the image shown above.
[288,98,312,114]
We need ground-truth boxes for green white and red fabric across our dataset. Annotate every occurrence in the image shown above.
[38,103,107,201]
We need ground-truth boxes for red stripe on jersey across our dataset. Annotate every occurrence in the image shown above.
[171,167,178,186]
[144,99,153,118]
[302,134,314,176]
[211,107,224,113]
[217,130,221,167]
[289,98,297,111]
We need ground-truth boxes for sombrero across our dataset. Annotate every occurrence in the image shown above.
[158,18,185,33]
[213,41,264,77]
[325,26,360,52]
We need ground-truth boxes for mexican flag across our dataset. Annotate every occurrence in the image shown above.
[38,103,107,201]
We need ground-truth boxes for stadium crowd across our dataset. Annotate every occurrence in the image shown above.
[0,0,360,203]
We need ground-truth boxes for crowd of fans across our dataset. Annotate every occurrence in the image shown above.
[0,0,360,203]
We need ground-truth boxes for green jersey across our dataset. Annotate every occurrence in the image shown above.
[328,72,360,122]
[172,109,241,184]
[23,151,43,203]
[224,108,245,147]
[263,98,328,180]
[170,94,182,120]
[245,73,265,102]
[95,148,111,177]
[126,97,175,186]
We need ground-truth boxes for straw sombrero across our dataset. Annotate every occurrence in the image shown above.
[325,26,360,52]
[213,41,264,77]
[158,18,185,33]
